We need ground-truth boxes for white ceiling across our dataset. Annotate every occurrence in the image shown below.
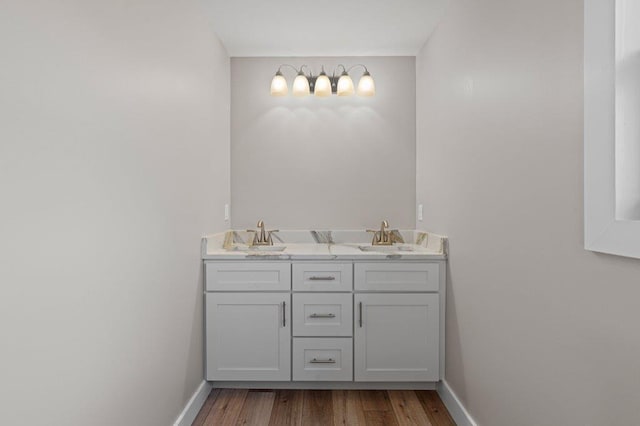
[202,0,449,57]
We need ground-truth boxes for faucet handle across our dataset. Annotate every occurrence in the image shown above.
[255,229,278,246]
[366,229,383,245]
[265,229,279,244]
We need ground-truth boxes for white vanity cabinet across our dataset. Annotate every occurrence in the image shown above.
[204,258,445,386]
[354,262,442,382]
[205,262,291,381]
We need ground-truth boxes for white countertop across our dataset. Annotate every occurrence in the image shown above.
[201,229,447,261]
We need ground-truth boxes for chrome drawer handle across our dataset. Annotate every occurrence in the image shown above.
[310,358,336,364]
[308,276,336,281]
[309,313,336,318]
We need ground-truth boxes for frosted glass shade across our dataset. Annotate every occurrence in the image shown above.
[357,72,375,96]
[337,73,355,96]
[314,73,332,97]
[270,73,288,96]
[292,73,310,97]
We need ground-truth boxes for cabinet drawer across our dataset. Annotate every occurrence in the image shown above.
[354,262,439,292]
[205,262,291,291]
[293,293,352,337]
[293,263,352,292]
[293,338,353,381]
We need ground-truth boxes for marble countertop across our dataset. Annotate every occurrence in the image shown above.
[201,229,447,261]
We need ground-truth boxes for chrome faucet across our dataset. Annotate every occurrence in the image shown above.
[366,220,397,246]
[247,220,279,246]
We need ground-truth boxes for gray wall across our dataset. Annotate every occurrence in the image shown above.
[416,1,640,425]
[231,57,416,229]
[0,1,229,425]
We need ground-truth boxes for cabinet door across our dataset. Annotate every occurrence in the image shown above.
[206,293,291,381]
[354,293,439,382]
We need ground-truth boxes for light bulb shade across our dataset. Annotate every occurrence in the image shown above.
[337,73,355,96]
[292,73,310,97]
[270,72,288,96]
[314,73,332,97]
[357,71,375,96]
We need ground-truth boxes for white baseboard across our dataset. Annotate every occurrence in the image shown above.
[210,381,436,390]
[173,381,212,426]
[437,380,477,426]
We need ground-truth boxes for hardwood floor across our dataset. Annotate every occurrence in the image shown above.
[192,389,455,426]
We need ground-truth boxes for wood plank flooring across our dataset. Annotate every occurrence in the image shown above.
[192,389,455,426]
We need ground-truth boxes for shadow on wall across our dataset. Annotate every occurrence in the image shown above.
[444,250,468,401]
[181,261,205,405]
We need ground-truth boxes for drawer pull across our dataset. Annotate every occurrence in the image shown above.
[308,276,336,281]
[309,313,336,319]
[310,358,336,364]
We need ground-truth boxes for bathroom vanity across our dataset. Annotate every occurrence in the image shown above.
[201,229,447,389]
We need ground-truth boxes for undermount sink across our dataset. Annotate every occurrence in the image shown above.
[231,245,287,252]
[358,244,415,253]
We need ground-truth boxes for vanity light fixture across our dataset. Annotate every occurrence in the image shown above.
[357,70,375,97]
[270,64,375,97]
[336,70,355,96]
[270,70,288,96]
[292,70,310,97]
[314,67,332,97]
